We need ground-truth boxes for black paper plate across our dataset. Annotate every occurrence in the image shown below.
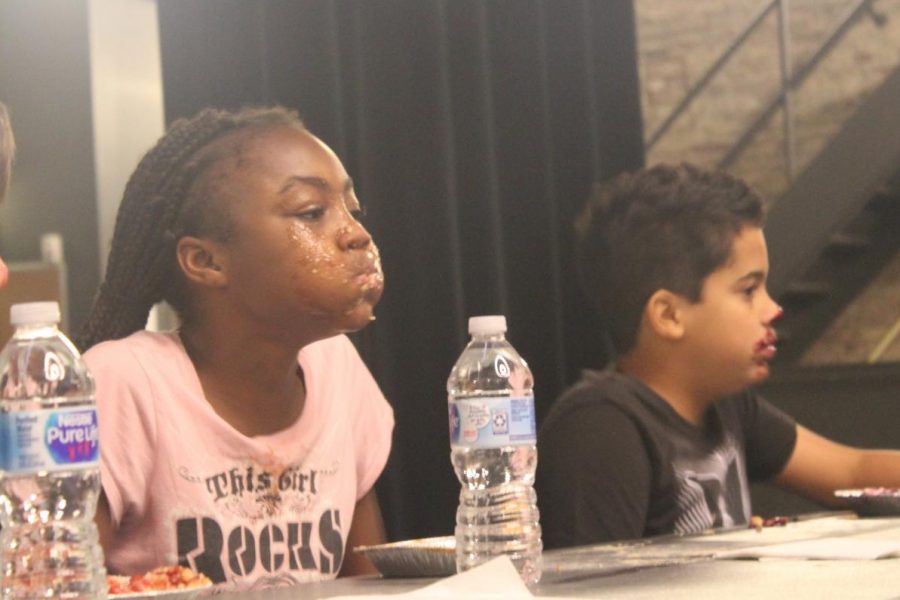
[835,488,900,517]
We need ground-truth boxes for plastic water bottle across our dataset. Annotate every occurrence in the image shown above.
[447,315,542,584]
[0,302,106,598]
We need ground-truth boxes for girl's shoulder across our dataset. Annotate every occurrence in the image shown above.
[84,330,184,373]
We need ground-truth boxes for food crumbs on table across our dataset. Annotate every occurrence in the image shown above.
[749,515,790,532]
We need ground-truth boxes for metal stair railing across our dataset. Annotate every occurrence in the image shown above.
[646,0,884,184]
[644,0,781,150]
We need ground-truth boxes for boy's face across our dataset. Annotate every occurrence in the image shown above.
[679,225,782,396]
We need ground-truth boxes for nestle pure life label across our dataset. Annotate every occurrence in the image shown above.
[0,406,99,473]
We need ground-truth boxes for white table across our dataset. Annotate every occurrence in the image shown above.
[213,514,900,599]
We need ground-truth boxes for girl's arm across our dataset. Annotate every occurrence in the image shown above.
[95,490,115,561]
[338,489,386,577]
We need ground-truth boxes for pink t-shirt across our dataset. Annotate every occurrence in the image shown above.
[85,330,393,591]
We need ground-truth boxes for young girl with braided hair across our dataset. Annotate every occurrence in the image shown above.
[79,106,393,589]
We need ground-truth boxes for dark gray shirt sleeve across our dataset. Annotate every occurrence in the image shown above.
[738,391,798,480]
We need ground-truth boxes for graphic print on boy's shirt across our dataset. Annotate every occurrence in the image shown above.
[173,455,348,586]
[672,434,749,534]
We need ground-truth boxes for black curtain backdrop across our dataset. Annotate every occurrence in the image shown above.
[157,0,644,541]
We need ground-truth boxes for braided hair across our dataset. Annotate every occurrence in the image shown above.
[77,106,304,352]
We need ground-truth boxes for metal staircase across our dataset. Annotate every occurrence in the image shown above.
[766,64,900,364]
[645,0,900,368]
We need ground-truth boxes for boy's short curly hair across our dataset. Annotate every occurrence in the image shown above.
[0,102,15,201]
[575,163,767,355]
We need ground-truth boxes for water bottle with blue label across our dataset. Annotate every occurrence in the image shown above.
[0,302,106,598]
[447,315,542,584]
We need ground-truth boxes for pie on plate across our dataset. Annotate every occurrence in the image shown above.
[107,565,212,597]
[835,487,900,517]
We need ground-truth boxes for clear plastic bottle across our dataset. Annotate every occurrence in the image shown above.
[447,315,542,584]
[0,302,106,599]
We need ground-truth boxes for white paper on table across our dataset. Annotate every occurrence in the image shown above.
[715,538,900,560]
[326,555,562,600]
[399,555,533,598]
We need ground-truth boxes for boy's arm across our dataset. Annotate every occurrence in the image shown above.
[338,489,386,577]
[774,425,900,506]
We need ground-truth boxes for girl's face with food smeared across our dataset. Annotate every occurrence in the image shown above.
[203,125,383,340]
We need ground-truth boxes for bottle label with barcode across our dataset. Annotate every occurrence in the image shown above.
[449,395,536,449]
[0,406,99,473]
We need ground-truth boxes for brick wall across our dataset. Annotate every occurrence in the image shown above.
[635,0,900,366]
[636,0,900,198]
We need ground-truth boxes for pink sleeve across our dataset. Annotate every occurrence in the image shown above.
[85,342,158,529]
[340,338,394,501]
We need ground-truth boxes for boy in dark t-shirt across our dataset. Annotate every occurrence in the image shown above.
[536,164,900,548]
